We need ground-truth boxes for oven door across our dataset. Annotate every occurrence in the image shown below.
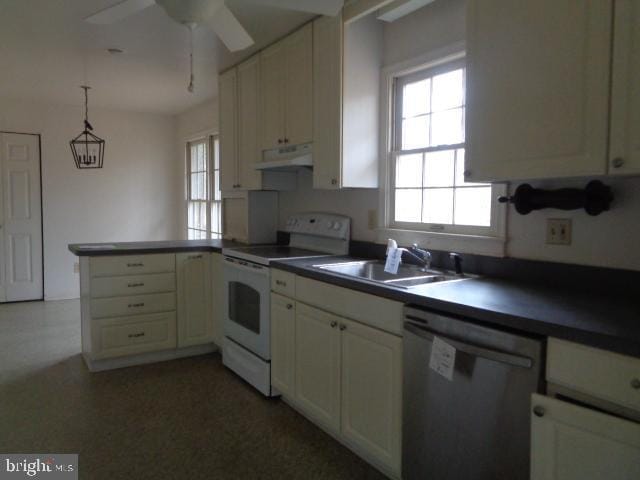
[223,256,271,360]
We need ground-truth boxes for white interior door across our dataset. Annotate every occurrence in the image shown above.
[0,132,43,302]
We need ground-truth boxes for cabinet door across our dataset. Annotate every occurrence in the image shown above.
[237,56,262,190]
[270,293,296,397]
[313,14,343,189]
[211,253,223,346]
[609,0,640,175]
[466,0,612,181]
[260,41,286,151]
[341,318,402,476]
[294,303,341,433]
[284,23,313,146]
[219,68,238,191]
[531,394,640,480]
[176,252,213,347]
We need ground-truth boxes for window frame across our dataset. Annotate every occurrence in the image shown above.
[377,45,506,256]
[186,134,222,240]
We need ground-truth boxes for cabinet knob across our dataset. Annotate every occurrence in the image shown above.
[276,280,287,286]
[278,139,283,144]
[612,157,624,169]
[532,405,545,417]
[284,138,289,143]
[631,378,640,390]
[339,324,346,331]
[286,304,293,310]
[330,321,337,328]
[331,178,337,185]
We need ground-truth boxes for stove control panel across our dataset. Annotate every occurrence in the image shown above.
[284,213,351,240]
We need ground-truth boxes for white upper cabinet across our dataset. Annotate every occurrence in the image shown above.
[313,14,383,189]
[219,68,238,192]
[237,56,262,190]
[260,41,286,151]
[465,0,613,182]
[260,23,313,150]
[219,58,264,192]
[284,24,313,146]
[609,0,640,175]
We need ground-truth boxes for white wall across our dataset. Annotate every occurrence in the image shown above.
[0,98,180,300]
[176,99,218,142]
[278,0,640,271]
[174,99,218,237]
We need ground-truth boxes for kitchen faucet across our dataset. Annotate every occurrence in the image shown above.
[386,239,433,271]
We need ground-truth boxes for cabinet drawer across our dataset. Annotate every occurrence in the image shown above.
[91,312,177,360]
[90,273,176,298]
[296,276,403,336]
[271,269,296,297]
[547,338,640,413]
[90,254,175,277]
[91,292,176,319]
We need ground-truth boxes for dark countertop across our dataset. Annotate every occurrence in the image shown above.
[68,239,242,256]
[272,256,640,358]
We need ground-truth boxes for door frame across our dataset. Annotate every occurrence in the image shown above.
[0,131,44,303]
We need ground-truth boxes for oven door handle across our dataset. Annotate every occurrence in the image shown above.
[223,257,270,276]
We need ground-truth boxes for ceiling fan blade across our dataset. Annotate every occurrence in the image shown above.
[245,0,344,16]
[84,0,156,24]
[206,4,254,52]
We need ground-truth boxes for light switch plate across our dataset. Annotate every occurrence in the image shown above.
[546,218,572,245]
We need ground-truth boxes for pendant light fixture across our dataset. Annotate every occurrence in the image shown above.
[187,23,195,93]
[70,85,105,169]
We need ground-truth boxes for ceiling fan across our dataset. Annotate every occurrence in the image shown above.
[85,0,345,52]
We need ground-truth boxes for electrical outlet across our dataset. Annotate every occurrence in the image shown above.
[73,262,80,274]
[368,209,377,230]
[546,218,572,245]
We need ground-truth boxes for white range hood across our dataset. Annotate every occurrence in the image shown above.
[255,143,313,171]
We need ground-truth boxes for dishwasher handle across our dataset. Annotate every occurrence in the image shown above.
[404,320,533,369]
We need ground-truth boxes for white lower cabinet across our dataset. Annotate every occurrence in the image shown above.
[92,312,177,360]
[340,317,402,475]
[271,285,403,479]
[176,251,213,347]
[80,251,219,370]
[294,303,342,432]
[270,292,296,397]
[531,394,640,480]
[211,253,224,346]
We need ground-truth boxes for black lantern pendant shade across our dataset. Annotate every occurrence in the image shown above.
[70,86,104,169]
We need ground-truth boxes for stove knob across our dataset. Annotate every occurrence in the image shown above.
[326,221,334,229]
[333,222,342,230]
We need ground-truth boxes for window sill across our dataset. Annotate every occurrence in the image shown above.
[375,227,506,257]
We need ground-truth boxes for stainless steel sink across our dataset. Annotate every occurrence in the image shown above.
[313,260,467,289]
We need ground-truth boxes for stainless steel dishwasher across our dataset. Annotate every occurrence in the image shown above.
[403,306,544,480]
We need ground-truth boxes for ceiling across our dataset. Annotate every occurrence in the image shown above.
[0,0,314,115]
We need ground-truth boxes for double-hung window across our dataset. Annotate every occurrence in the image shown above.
[389,58,500,237]
[187,135,222,239]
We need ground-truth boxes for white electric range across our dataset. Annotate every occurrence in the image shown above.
[221,213,351,396]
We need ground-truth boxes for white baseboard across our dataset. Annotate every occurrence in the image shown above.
[83,343,218,372]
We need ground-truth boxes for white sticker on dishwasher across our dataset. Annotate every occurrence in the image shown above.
[384,247,402,274]
[429,336,456,381]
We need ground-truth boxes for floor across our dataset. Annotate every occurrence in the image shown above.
[0,300,386,480]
